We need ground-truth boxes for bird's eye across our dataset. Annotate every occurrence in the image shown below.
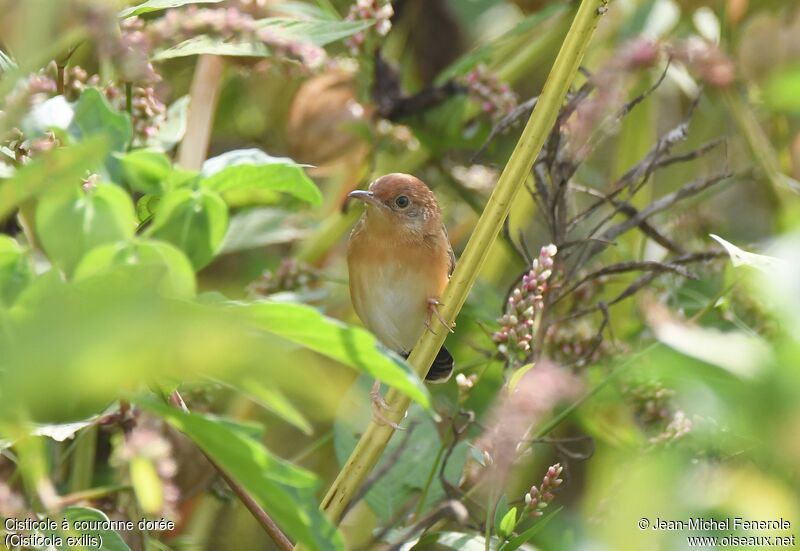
[395,195,410,208]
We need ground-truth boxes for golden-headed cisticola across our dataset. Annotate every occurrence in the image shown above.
[347,174,455,423]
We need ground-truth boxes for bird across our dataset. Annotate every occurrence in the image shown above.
[347,173,455,427]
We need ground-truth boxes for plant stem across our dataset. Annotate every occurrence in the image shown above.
[308,0,608,536]
[485,489,494,551]
[177,55,225,170]
[413,441,446,519]
[68,426,97,492]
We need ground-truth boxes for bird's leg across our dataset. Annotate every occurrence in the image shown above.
[370,380,405,430]
[426,297,454,334]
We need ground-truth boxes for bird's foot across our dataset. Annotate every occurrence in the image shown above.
[425,297,454,334]
[370,380,405,430]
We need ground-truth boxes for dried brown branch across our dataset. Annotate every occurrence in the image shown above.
[554,260,698,306]
[588,170,735,258]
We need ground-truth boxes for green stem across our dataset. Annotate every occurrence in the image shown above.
[414,441,446,519]
[306,0,608,537]
[485,490,494,551]
[68,426,97,492]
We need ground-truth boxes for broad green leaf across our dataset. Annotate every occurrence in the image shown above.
[220,208,308,254]
[0,138,108,220]
[119,0,223,18]
[35,182,138,275]
[74,239,196,298]
[498,507,518,539]
[153,35,270,61]
[147,187,228,269]
[239,302,431,408]
[45,507,133,551]
[273,2,340,21]
[137,398,343,551]
[334,378,465,521]
[201,148,321,207]
[0,236,33,308]
[649,313,770,379]
[117,149,173,194]
[69,88,133,179]
[257,17,373,47]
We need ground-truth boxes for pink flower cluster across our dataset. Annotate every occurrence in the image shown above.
[464,64,518,120]
[524,463,563,517]
[344,0,394,55]
[493,244,557,366]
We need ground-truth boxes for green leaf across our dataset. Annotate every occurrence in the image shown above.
[0,138,108,220]
[117,149,173,194]
[147,187,229,269]
[119,0,223,18]
[73,238,196,298]
[200,148,321,207]
[238,302,431,408]
[220,208,308,254]
[47,506,133,551]
[498,507,563,551]
[218,377,314,435]
[0,236,33,308]
[493,494,511,535]
[35,182,138,275]
[153,35,271,61]
[497,507,518,539]
[257,17,373,47]
[151,95,189,151]
[273,2,340,21]
[69,88,133,179]
[137,398,343,551]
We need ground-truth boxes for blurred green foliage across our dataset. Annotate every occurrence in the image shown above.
[0,0,799,550]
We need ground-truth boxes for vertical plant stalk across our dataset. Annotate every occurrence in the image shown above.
[313,0,609,531]
[177,55,225,170]
[68,426,98,492]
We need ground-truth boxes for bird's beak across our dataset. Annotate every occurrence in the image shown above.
[347,190,383,209]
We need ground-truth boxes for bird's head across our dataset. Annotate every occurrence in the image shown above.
[347,173,442,236]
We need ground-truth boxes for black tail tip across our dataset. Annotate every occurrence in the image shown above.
[425,345,454,383]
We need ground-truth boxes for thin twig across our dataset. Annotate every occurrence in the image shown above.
[340,422,418,519]
[168,391,293,551]
[554,259,698,305]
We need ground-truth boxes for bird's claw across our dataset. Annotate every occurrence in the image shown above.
[426,297,454,334]
[370,380,405,430]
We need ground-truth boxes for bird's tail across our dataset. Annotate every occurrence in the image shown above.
[425,345,454,383]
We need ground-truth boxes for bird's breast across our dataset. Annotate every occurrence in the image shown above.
[348,233,449,354]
